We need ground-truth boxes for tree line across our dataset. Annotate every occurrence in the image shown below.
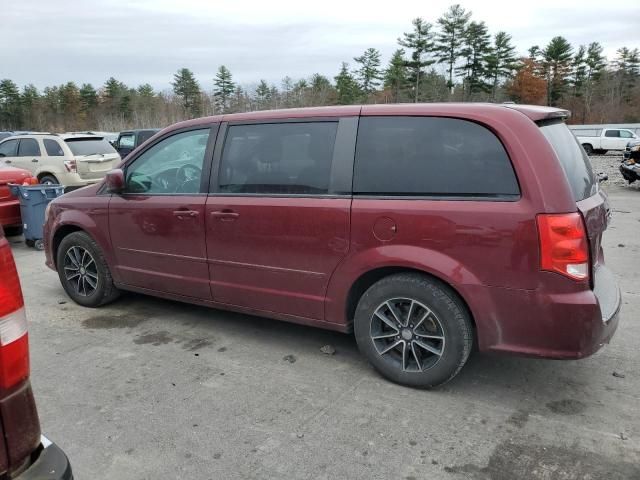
[0,3,638,132]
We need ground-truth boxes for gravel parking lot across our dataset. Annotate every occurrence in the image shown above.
[10,170,640,479]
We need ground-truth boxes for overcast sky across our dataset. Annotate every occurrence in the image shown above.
[5,0,639,92]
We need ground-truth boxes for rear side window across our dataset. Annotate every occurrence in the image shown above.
[353,117,519,197]
[219,122,338,195]
[539,121,596,201]
[0,139,18,157]
[65,139,117,156]
[604,130,619,138]
[137,131,157,144]
[44,139,64,156]
[17,138,41,157]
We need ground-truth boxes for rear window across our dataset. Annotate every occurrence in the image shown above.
[353,117,520,197]
[65,138,117,156]
[540,121,596,201]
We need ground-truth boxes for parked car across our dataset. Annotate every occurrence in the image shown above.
[114,129,160,158]
[43,104,620,388]
[620,139,640,183]
[0,133,121,189]
[0,229,73,478]
[0,165,32,234]
[573,127,638,155]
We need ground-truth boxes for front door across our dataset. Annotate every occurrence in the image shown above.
[206,120,354,320]
[109,127,216,299]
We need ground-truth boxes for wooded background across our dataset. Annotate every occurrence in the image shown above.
[1,4,638,132]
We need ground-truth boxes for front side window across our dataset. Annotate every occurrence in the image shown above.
[620,130,634,138]
[354,117,519,197]
[125,129,210,194]
[17,138,41,157]
[604,130,620,138]
[44,139,64,156]
[218,122,338,195]
[118,134,135,149]
[0,139,18,157]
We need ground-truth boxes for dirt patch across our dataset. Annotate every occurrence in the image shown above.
[182,338,213,351]
[133,331,173,346]
[506,410,529,429]
[445,439,640,480]
[546,399,587,415]
[82,314,147,330]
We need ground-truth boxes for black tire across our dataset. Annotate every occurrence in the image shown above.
[56,231,120,307]
[39,174,59,185]
[354,273,473,388]
[582,144,593,155]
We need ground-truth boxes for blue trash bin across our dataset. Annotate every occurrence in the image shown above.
[8,184,65,250]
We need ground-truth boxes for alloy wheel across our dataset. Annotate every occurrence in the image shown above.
[370,298,445,372]
[63,246,99,297]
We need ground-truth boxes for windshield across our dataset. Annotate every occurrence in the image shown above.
[540,121,596,201]
[65,138,117,156]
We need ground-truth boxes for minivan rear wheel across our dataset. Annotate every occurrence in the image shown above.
[354,273,473,388]
[56,231,120,307]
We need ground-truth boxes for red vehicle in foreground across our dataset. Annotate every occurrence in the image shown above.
[0,230,72,477]
[0,166,31,234]
[43,104,620,388]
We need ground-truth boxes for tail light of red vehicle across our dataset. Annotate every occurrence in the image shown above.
[537,213,590,281]
[0,237,29,389]
[63,159,77,173]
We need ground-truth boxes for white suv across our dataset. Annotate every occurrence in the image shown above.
[0,133,121,188]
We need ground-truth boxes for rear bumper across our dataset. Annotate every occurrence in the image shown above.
[0,199,21,227]
[620,163,639,183]
[17,436,72,480]
[471,266,621,359]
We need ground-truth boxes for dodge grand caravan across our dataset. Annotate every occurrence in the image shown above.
[43,104,620,388]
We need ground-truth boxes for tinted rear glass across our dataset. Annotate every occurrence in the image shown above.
[540,121,596,201]
[65,138,117,156]
[354,117,519,197]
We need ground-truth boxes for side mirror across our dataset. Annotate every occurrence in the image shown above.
[105,169,125,193]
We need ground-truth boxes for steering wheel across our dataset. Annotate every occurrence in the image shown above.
[176,164,202,193]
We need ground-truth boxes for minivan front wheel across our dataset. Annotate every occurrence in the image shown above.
[354,273,473,388]
[56,232,120,307]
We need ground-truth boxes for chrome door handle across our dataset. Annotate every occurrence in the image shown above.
[172,210,199,218]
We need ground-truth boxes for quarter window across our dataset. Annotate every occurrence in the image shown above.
[218,122,338,195]
[125,129,210,194]
[0,139,18,157]
[353,117,519,197]
[44,139,64,156]
[17,138,41,157]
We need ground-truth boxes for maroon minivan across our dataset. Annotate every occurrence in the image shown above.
[43,104,620,388]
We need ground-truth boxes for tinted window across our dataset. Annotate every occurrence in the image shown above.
[354,117,519,197]
[65,138,117,156]
[137,130,157,144]
[118,134,135,149]
[620,130,634,138]
[0,139,18,157]
[44,139,64,156]
[219,122,337,195]
[17,138,41,157]
[540,121,596,201]
[604,130,619,138]
[125,129,209,194]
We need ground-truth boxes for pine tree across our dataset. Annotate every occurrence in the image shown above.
[570,45,587,98]
[79,83,98,113]
[172,68,202,117]
[435,4,472,93]
[0,79,22,129]
[213,65,235,113]
[21,84,40,128]
[354,48,383,95]
[384,49,409,102]
[334,62,361,105]
[255,79,271,109]
[542,36,574,106]
[398,18,435,102]
[137,84,154,98]
[457,20,491,100]
[485,32,518,100]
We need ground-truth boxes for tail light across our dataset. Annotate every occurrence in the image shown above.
[0,237,29,389]
[537,213,590,281]
[63,159,77,173]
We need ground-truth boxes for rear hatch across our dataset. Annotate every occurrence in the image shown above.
[64,137,121,180]
[0,167,31,202]
[539,121,619,320]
